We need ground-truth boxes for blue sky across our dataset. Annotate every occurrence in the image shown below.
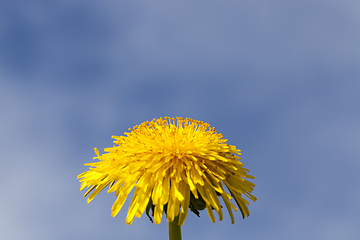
[1,1,359,239]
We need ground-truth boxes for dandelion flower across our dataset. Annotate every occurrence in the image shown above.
[78,117,256,226]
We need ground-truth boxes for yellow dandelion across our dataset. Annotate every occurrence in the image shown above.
[78,117,256,226]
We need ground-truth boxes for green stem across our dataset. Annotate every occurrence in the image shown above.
[168,215,182,240]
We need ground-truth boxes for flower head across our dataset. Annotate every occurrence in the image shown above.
[78,117,256,225]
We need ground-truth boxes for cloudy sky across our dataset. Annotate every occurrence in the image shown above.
[1,1,359,239]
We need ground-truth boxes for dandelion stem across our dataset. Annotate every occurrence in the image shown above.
[168,215,182,240]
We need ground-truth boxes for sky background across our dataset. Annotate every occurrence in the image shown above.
[1,1,359,239]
